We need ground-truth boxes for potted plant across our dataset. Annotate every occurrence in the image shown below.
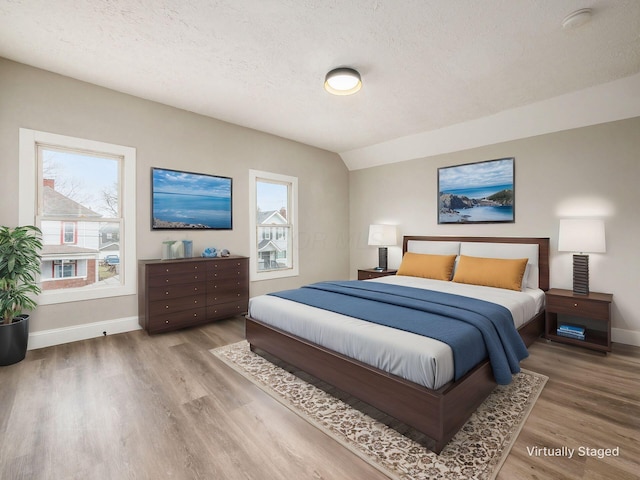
[0,225,43,366]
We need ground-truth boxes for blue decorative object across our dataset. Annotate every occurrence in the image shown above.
[201,247,218,258]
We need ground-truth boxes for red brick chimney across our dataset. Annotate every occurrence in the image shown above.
[43,178,55,189]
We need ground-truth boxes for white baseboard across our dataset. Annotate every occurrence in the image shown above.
[612,327,640,347]
[25,317,639,350]
[27,316,142,350]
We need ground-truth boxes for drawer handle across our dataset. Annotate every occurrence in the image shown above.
[165,291,169,295]
[194,275,199,280]
[194,287,198,291]
[165,320,169,324]
[574,303,578,307]
[193,313,198,317]
[165,305,169,309]
[165,279,169,283]
[194,300,198,304]
[165,268,170,273]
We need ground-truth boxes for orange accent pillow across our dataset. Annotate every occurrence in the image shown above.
[397,253,457,281]
[452,255,528,291]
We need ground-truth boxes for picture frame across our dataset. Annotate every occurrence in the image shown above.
[151,167,233,230]
[438,157,515,224]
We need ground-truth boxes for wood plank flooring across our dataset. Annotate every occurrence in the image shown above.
[0,317,638,480]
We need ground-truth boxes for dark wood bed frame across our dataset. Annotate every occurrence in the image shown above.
[245,236,549,453]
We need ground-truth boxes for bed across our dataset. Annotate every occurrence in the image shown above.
[245,236,549,453]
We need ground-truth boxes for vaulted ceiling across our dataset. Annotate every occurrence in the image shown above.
[1,1,639,169]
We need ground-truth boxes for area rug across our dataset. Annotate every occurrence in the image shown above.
[211,341,547,480]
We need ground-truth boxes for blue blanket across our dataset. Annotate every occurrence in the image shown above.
[269,280,528,385]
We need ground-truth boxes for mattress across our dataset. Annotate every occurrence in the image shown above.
[247,275,545,390]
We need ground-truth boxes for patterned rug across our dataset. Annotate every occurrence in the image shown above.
[210,341,547,480]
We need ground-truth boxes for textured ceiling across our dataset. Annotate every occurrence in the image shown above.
[1,0,640,169]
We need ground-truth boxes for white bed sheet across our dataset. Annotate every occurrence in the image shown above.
[248,276,544,390]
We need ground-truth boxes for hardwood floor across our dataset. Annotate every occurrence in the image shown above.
[1,317,638,480]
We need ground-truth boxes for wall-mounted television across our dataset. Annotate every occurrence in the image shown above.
[151,167,232,230]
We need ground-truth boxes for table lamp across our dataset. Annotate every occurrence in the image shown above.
[558,218,606,295]
[368,224,397,271]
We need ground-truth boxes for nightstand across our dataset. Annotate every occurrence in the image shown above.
[545,288,613,352]
[358,269,397,280]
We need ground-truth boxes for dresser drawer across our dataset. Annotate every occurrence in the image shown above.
[147,282,204,301]
[148,271,205,287]
[207,258,248,272]
[148,293,207,317]
[147,262,206,276]
[207,300,248,320]
[546,295,609,320]
[208,270,248,284]
[148,307,207,333]
[208,290,249,304]
[209,276,248,292]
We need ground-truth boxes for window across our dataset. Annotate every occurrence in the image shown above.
[62,222,76,244]
[249,170,298,281]
[53,260,77,278]
[19,129,136,304]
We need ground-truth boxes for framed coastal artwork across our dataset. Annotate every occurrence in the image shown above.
[438,157,515,224]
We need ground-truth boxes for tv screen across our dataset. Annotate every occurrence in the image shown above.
[151,167,232,230]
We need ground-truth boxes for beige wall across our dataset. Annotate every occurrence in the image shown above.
[0,58,349,333]
[349,118,640,341]
[2,57,638,344]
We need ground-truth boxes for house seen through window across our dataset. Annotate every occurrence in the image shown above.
[257,180,291,271]
[249,170,298,281]
[38,147,122,291]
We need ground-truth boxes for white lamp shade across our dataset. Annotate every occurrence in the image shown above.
[558,219,606,253]
[368,224,397,246]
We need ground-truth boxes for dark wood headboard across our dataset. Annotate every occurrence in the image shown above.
[402,236,550,291]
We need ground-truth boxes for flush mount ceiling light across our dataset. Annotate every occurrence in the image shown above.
[562,8,592,29]
[324,67,362,95]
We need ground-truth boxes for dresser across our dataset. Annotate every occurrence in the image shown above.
[138,256,249,333]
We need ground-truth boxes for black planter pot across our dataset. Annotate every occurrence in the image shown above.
[0,314,29,366]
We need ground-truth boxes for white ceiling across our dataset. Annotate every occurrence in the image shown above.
[1,1,640,170]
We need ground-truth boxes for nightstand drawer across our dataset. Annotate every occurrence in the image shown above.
[546,295,609,320]
[358,269,397,280]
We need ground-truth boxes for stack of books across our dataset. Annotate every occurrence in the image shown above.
[556,323,586,341]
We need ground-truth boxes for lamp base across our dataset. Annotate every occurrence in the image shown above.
[572,254,589,295]
[377,247,388,271]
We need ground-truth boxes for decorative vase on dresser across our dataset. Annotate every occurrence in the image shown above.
[138,256,249,334]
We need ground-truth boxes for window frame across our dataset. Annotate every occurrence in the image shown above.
[19,128,137,304]
[249,169,299,281]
